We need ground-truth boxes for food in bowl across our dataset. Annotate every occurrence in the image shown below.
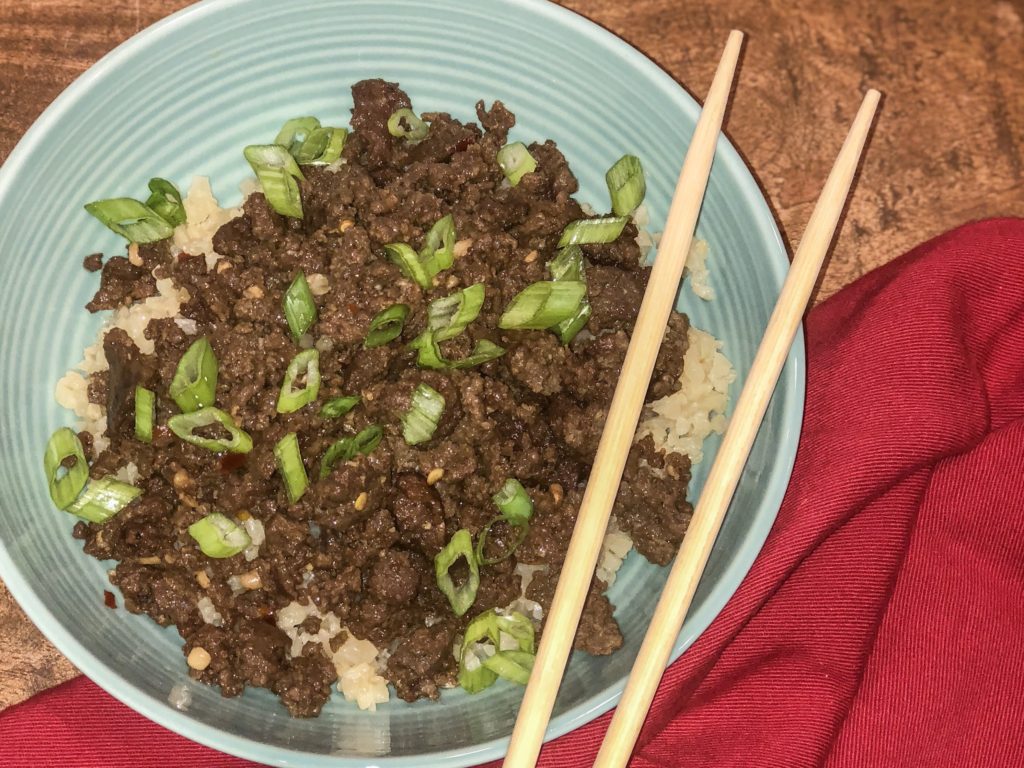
[43,79,733,717]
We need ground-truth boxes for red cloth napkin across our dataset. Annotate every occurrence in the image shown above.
[3,218,1024,768]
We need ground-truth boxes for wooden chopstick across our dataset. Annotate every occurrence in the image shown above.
[503,30,746,768]
[592,88,882,768]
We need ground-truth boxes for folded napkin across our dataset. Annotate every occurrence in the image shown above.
[3,219,1023,768]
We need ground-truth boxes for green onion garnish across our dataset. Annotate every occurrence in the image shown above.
[548,245,584,281]
[492,478,534,527]
[498,281,587,330]
[83,198,174,244]
[385,214,457,289]
[274,115,317,151]
[277,349,321,414]
[43,427,89,510]
[167,407,253,454]
[435,529,479,617]
[243,144,306,219]
[67,476,141,524]
[318,425,383,480]
[134,386,155,443]
[320,395,361,419]
[364,304,409,349]
[426,283,485,342]
[496,142,537,186]
[410,334,506,370]
[295,127,348,165]
[553,304,591,344]
[284,272,318,340]
[401,383,445,445]
[144,178,186,227]
[169,337,218,413]
[606,154,646,216]
[422,213,456,271]
[384,243,430,288]
[557,216,629,248]
[483,650,535,685]
[387,108,429,141]
[188,512,251,558]
[274,432,308,504]
[274,116,321,154]
[548,245,591,344]
[474,515,530,566]
[457,609,535,692]
[475,479,534,565]
[276,117,348,165]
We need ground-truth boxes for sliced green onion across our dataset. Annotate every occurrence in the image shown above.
[426,283,485,342]
[435,529,479,617]
[421,213,456,272]
[144,178,186,227]
[387,108,429,141]
[244,144,305,219]
[557,216,629,248]
[188,512,251,558]
[67,477,141,524]
[292,127,349,165]
[606,154,646,216]
[474,515,529,566]
[385,243,431,288]
[43,427,89,510]
[458,609,535,692]
[277,349,321,414]
[483,650,535,685]
[553,303,592,344]
[493,479,534,526]
[548,245,584,281]
[134,386,155,443]
[168,407,253,454]
[410,334,506,370]
[284,272,318,340]
[320,396,361,419]
[364,304,409,349]
[318,425,383,480]
[498,281,587,330]
[169,337,218,413]
[458,652,497,694]
[274,116,321,154]
[274,432,308,503]
[84,198,174,244]
[548,245,591,344]
[401,383,445,445]
[385,214,457,289]
[497,142,537,186]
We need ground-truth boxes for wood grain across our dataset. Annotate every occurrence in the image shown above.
[0,0,1021,711]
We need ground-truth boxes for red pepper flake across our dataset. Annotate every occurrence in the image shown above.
[219,452,247,473]
[454,136,476,153]
[346,303,359,314]
[103,590,117,609]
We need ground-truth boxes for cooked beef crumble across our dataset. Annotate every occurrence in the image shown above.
[69,79,694,717]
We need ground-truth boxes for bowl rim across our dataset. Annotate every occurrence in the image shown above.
[0,0,804,765]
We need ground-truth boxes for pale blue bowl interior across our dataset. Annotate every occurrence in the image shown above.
[0,0,803,765]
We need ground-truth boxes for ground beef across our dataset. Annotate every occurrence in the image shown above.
[73,79,696,716]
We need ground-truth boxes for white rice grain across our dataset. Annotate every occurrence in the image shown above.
[197,596,223,627]
[637,326,735,463]
[171,176,243,271]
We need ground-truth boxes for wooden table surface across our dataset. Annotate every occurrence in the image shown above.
[0,0,1021,711]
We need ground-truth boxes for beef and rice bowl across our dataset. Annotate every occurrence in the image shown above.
[44,79,733,716]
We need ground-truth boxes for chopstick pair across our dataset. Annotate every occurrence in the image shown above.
[504,29,881,768]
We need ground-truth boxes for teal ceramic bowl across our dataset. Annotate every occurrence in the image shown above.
[0,0,803,764]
